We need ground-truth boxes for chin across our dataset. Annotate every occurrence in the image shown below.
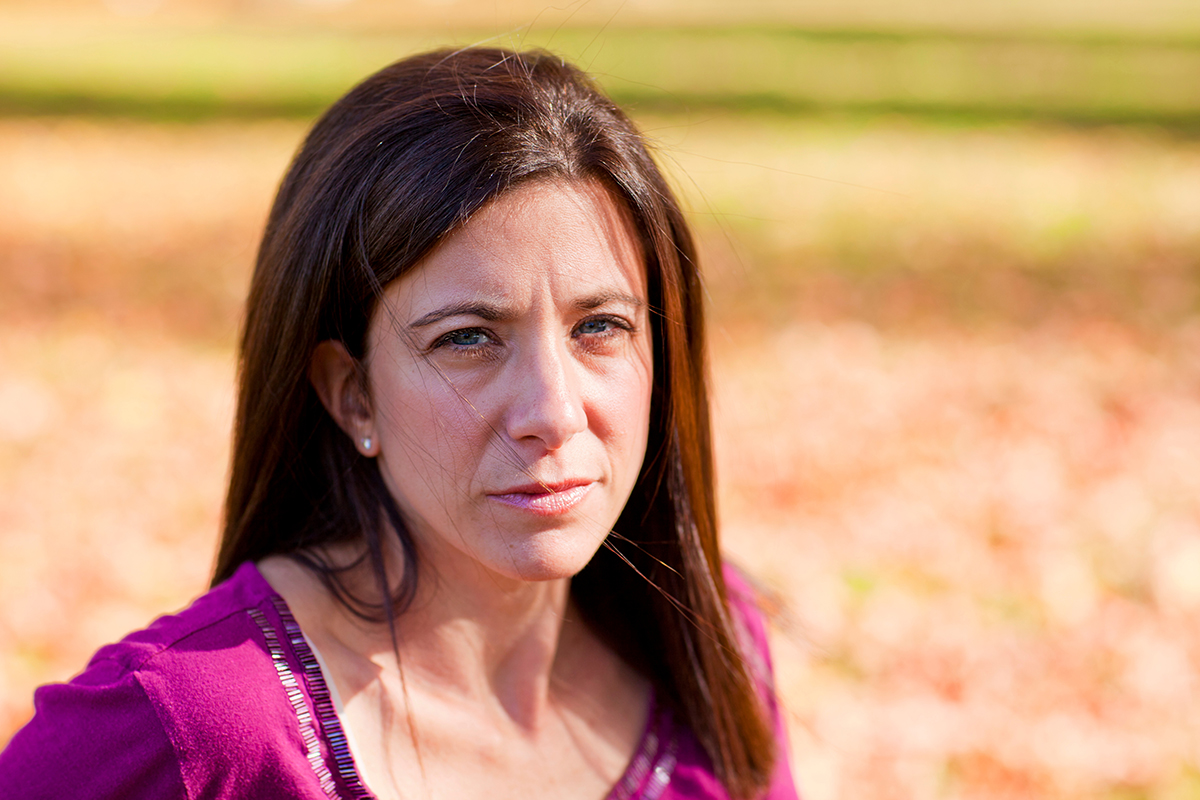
[490,530,608,584]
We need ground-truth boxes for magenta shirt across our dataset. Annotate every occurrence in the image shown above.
[0,562,798,799]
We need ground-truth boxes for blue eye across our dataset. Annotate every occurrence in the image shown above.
[444,329,490,347]
[577,317,626,336]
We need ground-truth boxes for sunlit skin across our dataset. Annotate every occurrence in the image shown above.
[259,179,654,800]
[361,181,654,590]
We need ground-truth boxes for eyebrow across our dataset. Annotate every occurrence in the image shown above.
[574,291,645,311]
[408,291,645,329]
[409,301,510,329]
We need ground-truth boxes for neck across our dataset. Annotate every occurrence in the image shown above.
[406,567,576,724]
[260,543,583,731]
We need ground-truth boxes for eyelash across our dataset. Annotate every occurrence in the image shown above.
[439,329,492,348]
[574,315,633,338]
[431,315,634,355]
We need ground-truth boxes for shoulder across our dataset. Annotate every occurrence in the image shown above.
[73,560,279,681]
[720,562,804,800]
[0,562,320,799]
[722,562,776,689]
[76,561,290,735]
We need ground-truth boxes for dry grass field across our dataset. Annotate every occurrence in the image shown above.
[1,97,1200,800]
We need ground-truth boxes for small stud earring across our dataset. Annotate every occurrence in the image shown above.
[362,437,372,452]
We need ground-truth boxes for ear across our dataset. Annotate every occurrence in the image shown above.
[309,340,376,456]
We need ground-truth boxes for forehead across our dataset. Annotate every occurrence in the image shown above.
[381,179,647,315]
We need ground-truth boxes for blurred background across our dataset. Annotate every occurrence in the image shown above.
[2,1,1200,797]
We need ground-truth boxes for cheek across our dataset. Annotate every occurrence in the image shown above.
[598,352,654,459]
[376,367,490,479]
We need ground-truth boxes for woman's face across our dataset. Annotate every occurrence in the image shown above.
[363,179,653,586]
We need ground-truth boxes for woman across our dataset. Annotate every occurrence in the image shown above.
[0,47,797,799]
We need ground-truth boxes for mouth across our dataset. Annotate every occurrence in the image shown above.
[487,480,595,515]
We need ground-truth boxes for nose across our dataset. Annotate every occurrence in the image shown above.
[504,337,587,450]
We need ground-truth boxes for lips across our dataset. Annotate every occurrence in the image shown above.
[487,480,595,515]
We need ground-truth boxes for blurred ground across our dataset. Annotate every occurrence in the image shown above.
[2,2,1200,798]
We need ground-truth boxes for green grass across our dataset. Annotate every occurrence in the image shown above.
[1,23,1199,126]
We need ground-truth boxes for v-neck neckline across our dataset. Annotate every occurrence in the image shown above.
[248,562,680,800]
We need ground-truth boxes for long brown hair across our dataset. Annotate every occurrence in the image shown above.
[214,47,775,797]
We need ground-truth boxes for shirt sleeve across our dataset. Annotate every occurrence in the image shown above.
[0,659,186,800]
